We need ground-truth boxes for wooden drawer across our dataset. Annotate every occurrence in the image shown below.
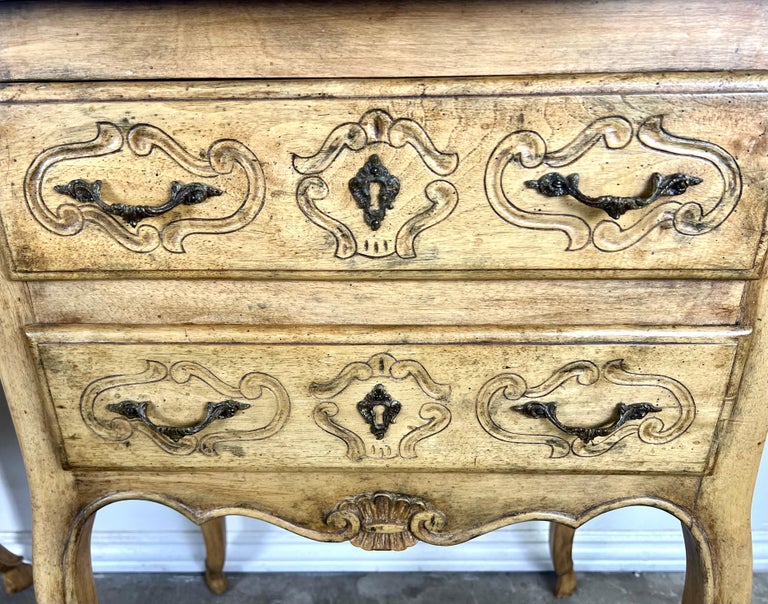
[28,325,744,475]
[2,77,767,279]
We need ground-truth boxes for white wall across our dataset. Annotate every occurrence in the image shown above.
[2,387,766,574]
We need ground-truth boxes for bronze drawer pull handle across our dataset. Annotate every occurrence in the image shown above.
[54,178,223,227]
[513,401,662,444]
[106,399,251,443]
[524,172,702,220]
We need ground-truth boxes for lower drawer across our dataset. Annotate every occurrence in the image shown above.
[27,326,744,474]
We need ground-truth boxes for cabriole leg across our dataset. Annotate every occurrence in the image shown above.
[32,502,97,604]
[201,517,228,594]
[0,544,33,594]
[549,522,577,597]
[681,513,753,604]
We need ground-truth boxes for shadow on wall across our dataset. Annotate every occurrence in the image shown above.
[0,385,32,546]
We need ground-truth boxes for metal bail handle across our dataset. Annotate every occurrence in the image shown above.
[107,399,251,442]
[525,171,702,219]
[513,401,662,443]
[54,178,223,227]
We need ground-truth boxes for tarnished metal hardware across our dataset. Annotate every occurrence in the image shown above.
[348,154,401,230]
[106,399,250,443]
[357,383,401,440]
[524,172,702,219]
[513,401,662,444]
[54,178,223,227]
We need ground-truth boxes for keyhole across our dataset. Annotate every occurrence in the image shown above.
[368,181,382,211]
[372,404,386,428]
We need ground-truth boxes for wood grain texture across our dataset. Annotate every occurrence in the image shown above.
[1,1,767,81]
[680,272,768,603]
[27,279,747,327]
[3,73,768,104]
[2,2,768,602]
[70,470,704,542]
[201,518,227,595]
[0,241,81,602]
[2,81,767,278]
[27,326,740,474]
[550,523,577,597]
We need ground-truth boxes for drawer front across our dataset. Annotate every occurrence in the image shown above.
[29,326,741,474]
[2,79,767,278]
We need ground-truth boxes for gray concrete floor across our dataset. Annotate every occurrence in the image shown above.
[2,572,768,603]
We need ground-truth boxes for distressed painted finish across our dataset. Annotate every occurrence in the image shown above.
[1,2,768,604]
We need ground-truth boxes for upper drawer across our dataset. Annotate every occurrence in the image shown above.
[2,77,767,279]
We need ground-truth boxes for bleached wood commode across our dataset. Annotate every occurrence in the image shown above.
[1,2,768,602]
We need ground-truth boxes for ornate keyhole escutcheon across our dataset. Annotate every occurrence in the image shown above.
[348,154,401,230]
[311,353,451,460]
[357,383,401,439]
[293,109,459,259]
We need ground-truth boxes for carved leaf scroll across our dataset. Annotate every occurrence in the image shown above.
[294,109,459,259]
[476,359,696,458]
[80,360,290,456]
[325,491,447,551]
[318,490,703,551]
[24,122,266,253]
[485,115,742,251]
[310,353,451,461]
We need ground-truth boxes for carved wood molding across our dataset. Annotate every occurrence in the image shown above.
[24,122,266,253]
[310,353,451,461]
[475,359,696,458]
[80,360,290,455]
[321,492,710,550]
[325,491,447,551]
[293,109,459,259]
[485,115,742,252]
[74,488,711,554]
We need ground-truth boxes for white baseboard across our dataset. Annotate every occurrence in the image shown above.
[3,527,767,574]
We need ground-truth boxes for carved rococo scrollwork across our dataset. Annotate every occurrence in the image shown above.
[24,122,266,253]
[293,109,459,259]
[476,359,696,458]
[485,115,742,252]
[311,353,451,461]
[325,492,447,551]
[81,360,290,455]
